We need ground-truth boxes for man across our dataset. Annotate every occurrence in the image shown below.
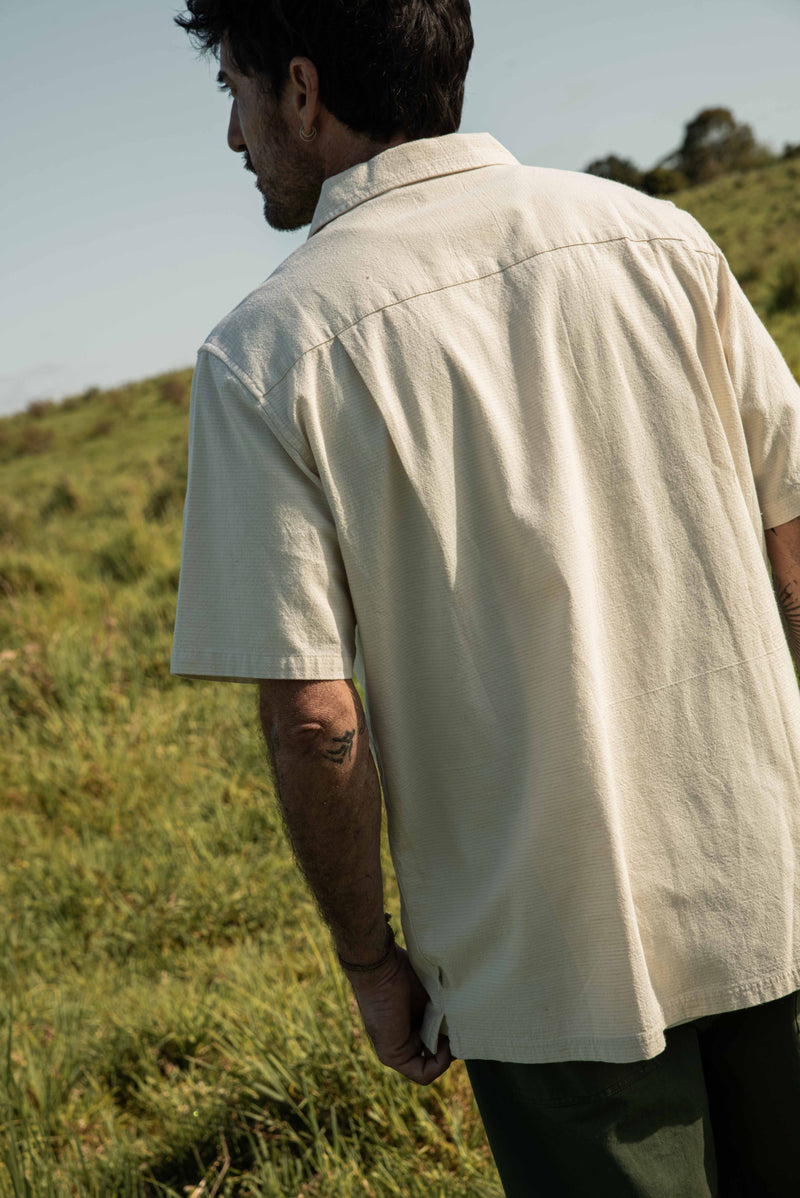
[171,2,800,1193]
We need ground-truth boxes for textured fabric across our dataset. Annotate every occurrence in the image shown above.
[172,133,800,1062]
[465,989,800,1197]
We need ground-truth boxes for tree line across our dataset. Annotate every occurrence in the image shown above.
[585,107,798,196]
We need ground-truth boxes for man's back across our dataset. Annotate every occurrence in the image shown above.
[173,133,800,1063]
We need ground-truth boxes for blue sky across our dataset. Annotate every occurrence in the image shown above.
[2,0,798,416]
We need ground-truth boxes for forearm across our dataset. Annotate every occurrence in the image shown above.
[260,682,387,966]
[767,522,800,674]
[772,577,800,672]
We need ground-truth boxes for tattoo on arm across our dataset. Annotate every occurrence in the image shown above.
[775,581,800,655]
[323,729,355,764]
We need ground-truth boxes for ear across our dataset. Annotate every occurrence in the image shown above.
[286,56,321,132]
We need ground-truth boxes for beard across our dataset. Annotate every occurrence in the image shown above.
[244,130,325,232]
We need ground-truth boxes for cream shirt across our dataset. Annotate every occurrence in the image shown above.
[172,133,800,1062]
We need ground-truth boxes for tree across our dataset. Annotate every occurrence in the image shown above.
[639,167,689,197]
[583,108,775,194]
[584,155,644,190]
[660,108,773,185]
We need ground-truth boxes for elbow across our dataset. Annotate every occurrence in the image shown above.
[258,678,361,756]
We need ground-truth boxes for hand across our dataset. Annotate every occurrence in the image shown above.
[344,944,453,1085]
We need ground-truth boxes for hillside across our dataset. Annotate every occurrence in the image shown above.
[671,155,800,377]
[2,157,800,1196]
[0,396,492,1189]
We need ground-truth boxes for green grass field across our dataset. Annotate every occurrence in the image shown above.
[2,156,799,1196]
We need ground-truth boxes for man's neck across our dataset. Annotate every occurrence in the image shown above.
[322,130,410,181]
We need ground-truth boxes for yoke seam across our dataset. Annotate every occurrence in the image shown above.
[204,235,721,405]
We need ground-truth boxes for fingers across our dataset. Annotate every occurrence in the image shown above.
[385,1035,453,1085]
[419,1035,453,1084]
[349,946,452,1085]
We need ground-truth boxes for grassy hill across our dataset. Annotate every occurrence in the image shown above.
[2,156,799,1196]
[671,155,800,376]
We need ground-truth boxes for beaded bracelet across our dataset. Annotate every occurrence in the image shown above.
[337,913,396,972]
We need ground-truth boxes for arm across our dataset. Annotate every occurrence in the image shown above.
[258,676,453,1085]
[765,515,800,672]
[258,677,387,966]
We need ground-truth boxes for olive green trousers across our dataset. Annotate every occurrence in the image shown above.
[465,989,800,1197]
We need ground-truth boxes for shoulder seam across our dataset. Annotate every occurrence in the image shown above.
[198,341,313,473]
[199,341,264,400]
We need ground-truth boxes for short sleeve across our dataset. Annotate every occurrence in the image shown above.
[716,256,800,528]
[171,349,356,682]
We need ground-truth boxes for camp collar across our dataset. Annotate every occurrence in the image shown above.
[308,132,519,238]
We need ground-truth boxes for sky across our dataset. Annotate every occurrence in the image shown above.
[1,0,798,417]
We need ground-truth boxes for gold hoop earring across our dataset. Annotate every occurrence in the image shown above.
[299,124,317,142]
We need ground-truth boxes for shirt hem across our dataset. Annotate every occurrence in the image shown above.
[761,493,800,529]
[170,651,354,683]
[447,963,800,1064]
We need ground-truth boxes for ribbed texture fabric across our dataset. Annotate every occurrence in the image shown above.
[172,134,800,1062]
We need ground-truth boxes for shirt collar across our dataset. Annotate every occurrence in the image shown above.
[308,132,519,238]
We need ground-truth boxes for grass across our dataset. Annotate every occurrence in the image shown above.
[0,372,499,1196]
[2,155,799,1195]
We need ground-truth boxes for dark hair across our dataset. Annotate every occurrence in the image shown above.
[175,0,473,142]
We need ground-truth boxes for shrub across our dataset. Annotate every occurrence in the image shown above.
[144,481,184,522]
[769,261,800,314]
[0,497,30,545]
[735,261,763,286]
[0,552,63,598]
[107,388,133,414]
[89,418,114,439]
[159,376,189,410]
[148,566,181,594]
[0,643,56,721]
[93,527,150,584]
[17,426,54,456]
[585,155,643,189]
[157,451,188,486]
[640,167,689,196]
[40,479,79,520]
[26,399,55,419]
